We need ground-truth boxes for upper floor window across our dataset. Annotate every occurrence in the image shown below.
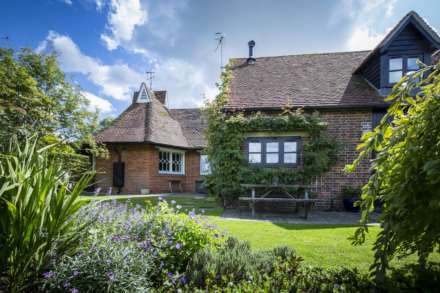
[388,56,421,84]
[245,137,300,167]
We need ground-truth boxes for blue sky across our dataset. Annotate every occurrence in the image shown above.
[1,0,439,119]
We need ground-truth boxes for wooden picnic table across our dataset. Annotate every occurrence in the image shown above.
[239,184,318,219]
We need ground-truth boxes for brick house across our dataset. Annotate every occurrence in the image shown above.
[95,11,440,202]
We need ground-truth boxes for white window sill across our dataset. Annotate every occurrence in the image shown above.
[158,171,185,176]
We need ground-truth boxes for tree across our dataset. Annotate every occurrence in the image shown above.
[346,57,440,281]
[0,48,106,158]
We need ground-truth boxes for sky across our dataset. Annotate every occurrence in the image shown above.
[1,0,439,119]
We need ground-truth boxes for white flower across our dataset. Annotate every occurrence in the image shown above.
[171,200,176,204]
[176,205,182,209]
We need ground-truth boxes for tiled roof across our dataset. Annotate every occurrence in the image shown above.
[95,91,193,149]
[169,108,207,148]
[226,51,386,110]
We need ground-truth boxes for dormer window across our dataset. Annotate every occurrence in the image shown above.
[388,56,421,84]
[136,83,151,103]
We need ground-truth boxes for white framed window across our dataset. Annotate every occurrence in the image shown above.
[158,149,185,175]
[200,154,211,175]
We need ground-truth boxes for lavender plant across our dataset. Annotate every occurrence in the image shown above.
[41,200,223,292]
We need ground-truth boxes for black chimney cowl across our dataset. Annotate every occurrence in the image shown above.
[247,40,256,64]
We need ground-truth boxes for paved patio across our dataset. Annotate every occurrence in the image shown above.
[221,209,380,225]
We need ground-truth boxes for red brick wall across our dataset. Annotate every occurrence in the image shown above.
[312,109,372,209]
[95,144,201,194]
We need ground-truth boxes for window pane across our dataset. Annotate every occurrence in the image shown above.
[159,152,170,172]
[266,153,279,163]
[249,153,261,163]
[249,142,261,153]
[389,70,402,83]
[284,153,297,164]
[284,142,297,152]
[200,155,211,175]
[266,142,279,152]
[407,58,419,71]
[389,58,402,70]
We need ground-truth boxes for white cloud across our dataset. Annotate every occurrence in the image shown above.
[153,58,218,108]
[82,91,114,113]
[37,31,144,101]
[100,0,147,50]
[60,0,73,5]
[37,31,215,108]
[346,25,386,51]
[338,0,399,50]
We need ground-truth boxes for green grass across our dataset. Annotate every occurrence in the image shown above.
[82,194,439,272]
[81,194,224,216]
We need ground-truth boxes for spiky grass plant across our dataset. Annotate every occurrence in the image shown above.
[0,136,93,292]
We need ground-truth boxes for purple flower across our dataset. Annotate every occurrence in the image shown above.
[138,240,151,251]
[188,211,196,218]
[180,276,188,285]
[167,272,173,278]
[159,261,165,269]
[107,272,115,282]
[175,242,182,250]
[43,271,55,279]
[73,270,80,277]
[71,288,79,293]
[214,233,219,238]
[63,281,71,289]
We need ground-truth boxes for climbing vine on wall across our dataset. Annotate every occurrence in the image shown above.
[203,64,338,200]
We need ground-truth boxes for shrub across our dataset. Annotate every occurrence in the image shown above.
[341,186,361,199]
[0,137,93,292]
[41,200,222,292]
[186,237,302,289]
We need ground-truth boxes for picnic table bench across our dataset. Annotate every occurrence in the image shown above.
[239,184,318,219]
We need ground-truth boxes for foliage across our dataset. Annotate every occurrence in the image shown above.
[204,64,338,201]
[341,186,361,199]
[186,237,302,288]
[97,117,115,132]
[0,47,107,159]
[346,60,440,280]
[0,136,93,292]
[41,200,223,292]
[183,237,374,292]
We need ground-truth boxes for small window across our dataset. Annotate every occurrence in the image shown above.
[248,142,262,163]
[200,155,211,175]
[246,138,300,166]
[388,56,422,84]
[158,150,184,174]
[266,142,279,164]
[389,58,403,84]
[283,142,297,164]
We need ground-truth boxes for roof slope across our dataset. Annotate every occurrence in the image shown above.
[226,51,386,110]
[169,108,207,148]
[95,92,193,149]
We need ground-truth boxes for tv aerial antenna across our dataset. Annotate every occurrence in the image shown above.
[146,71,154,89]
[215,32,225,72]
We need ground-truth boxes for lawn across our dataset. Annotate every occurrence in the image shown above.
[82,194,438,272]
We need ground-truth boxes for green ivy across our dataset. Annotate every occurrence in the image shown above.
[203,64,338,201]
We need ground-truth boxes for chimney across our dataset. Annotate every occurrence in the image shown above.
[247,40,256,64]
